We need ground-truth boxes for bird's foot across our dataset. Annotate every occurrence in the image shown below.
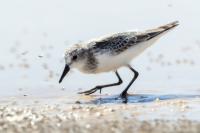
[78,86,102,95]
[120,92,127,98]
[120,92,128,103]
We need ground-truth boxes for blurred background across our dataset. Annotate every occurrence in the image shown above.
[0,0,199,97]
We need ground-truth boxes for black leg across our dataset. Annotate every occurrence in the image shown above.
[78,71,123,95]
[120,65,139,98]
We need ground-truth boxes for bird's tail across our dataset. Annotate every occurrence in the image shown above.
[145,21,179,40]
[157,21,179,31]
[129,21,179,59]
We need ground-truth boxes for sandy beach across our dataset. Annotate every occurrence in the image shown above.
[0,95,200,133]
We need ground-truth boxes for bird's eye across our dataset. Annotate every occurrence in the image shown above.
[72,55,78,61]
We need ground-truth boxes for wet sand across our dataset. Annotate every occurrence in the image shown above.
[1,95,200,133]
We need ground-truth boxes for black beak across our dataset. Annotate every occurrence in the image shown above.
[59,64,70,83]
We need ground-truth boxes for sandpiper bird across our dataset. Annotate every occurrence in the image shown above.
[59,21,179,98]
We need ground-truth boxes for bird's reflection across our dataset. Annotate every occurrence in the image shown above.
[84,94,200,104]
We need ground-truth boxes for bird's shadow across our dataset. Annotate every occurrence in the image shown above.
[84,94,200,104]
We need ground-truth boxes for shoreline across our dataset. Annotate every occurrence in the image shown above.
[1,96,200,133]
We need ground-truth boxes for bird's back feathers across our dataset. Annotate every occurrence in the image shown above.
[89,21,179,55]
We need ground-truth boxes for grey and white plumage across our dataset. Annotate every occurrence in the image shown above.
[59,21,179,98]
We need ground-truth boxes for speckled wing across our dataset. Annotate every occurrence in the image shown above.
[91,33,137,55]
[92,21,179,54]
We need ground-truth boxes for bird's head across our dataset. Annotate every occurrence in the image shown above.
[59,44,86,83]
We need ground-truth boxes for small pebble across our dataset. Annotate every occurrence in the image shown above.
[86,124,91,129]
[75,101,81,104]
[95,112,102,117]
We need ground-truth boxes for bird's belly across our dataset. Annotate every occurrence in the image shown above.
[95,55,127,73]
[95,49,137,73]
[95,41,152,73]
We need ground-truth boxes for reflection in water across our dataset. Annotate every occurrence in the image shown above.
[85,94,200,104]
